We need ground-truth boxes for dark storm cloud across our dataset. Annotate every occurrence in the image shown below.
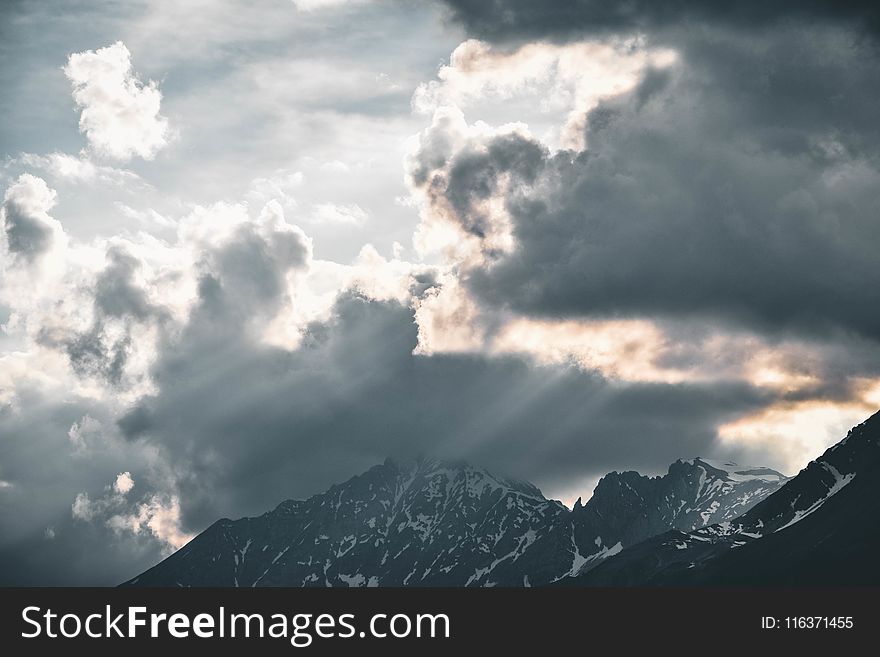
[0,519,165,587]
[0,386,166,585]
[411,25,880,340]
[438,0,880,42]
[116,404,153,438]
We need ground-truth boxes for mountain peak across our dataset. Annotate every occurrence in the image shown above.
[570,410,880,586]
[682,457,788,483]
[123,453,787,588]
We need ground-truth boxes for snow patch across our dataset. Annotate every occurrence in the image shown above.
[776,462,855,532]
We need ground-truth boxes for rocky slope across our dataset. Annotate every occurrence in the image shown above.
[123,455,785,587]
[565,411,880,586]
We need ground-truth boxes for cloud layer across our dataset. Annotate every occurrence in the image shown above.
[408,25,880,342]
[438,0,880,42]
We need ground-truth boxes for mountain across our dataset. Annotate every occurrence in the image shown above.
[563,410,880,586]
[570,457,786,557]
[122,455,785,587]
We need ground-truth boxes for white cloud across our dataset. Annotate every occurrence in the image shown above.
[246,170,303,209]
[64,41,171,161]
[310,202,369,225]
[413,38,676,150]
[18,152,142,186]
[115,203,177,229]
[406,106,530,266]
[717,401,880,475]
[114,471,134,495]
[413,273,485,355]
[71,492,95,521]
[0,176,322,405]
[74,474,192,551]
[1,173,67,265]
[107,495,192,551]
[319,160,350,173]
[68,414,103,451]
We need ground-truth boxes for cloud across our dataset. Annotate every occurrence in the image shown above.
[0,170,872,584]
[114,471,134,494]
[3,0,880,586]
[246,170,304,209]
[64,41,171,161]
[413,38,675,150]
[437,0,880,42]
[0,379,177,585]
[71,493,96,521]
[294,0,369,12]
[72,472,189,551]
[106,494,192,550]
[37,245,170,387]
[68,414,103,451]
[407,25,880,341]
[310,202,369,225]
[16,153,142,186]
[1,174,64,264]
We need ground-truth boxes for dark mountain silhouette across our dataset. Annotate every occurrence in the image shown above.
[562,410,880,586]
[122,455,784,587]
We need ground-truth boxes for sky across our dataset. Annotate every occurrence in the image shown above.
[1,0,879,584]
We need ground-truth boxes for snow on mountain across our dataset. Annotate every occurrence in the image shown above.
[564,456,787,577]
[122,454,787,587]
[566,410,880,586]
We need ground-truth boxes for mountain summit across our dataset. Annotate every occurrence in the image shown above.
[122,455,785,587]
[564,410,880,586]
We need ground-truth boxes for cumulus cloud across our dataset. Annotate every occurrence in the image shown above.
[406,105,539,268]
[1,174,64,264]
[64,41,171,161]
[72,473,189,551]
[413,38,675,149]
[114,471,134,494]
[107,495,192,551]
[0,177,330,582]
[37,245,170,387]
